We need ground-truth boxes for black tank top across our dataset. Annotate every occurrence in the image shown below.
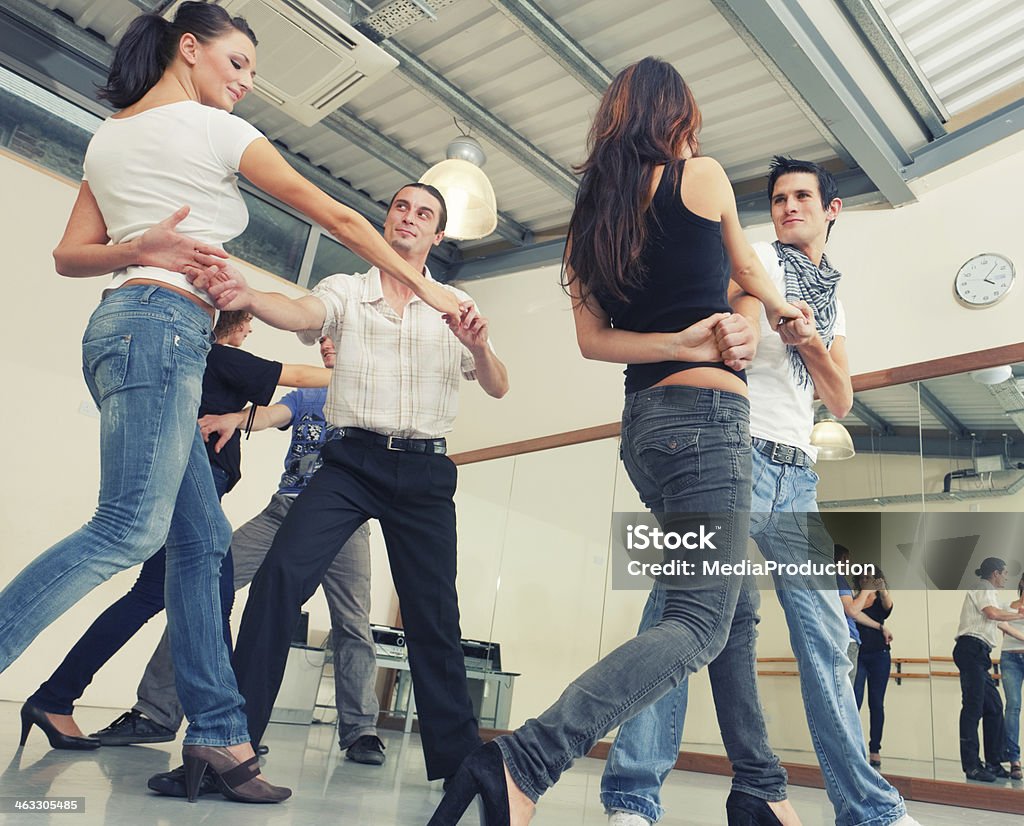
[599,159,744,395]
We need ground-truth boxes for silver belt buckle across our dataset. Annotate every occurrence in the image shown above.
[770,442,795,464]
[385,435,401,451]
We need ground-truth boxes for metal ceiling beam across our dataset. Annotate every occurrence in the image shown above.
[714,0,917,208]
[903,97,1024,181]
[486,0,611,98]
[917,383,970,440]
[849,398,894,435]
[322,109,533,245]
[835,0,947,140]
[366,38,578,201]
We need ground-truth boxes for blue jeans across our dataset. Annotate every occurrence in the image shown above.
[498,386,752,802]
[854,649,890,754]
[0,286,246,746]
[29,466,235,716]
[602,448,906,826]
[1002,651,1024,763]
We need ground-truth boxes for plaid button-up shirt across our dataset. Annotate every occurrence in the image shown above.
[300,267,482,439]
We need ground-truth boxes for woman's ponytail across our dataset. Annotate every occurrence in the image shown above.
[97,14,172,109]
[97,2,257,110]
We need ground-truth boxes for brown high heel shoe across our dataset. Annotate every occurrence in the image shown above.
[181,744,291,804]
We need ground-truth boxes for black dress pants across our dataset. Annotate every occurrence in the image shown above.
[953,635,1006,772]
[232,436,481,779]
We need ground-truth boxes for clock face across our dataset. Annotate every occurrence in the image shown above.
[955,253,1015,307]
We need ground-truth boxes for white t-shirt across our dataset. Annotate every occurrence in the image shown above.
[956,580,1002,649]
[1001,600,1024,652]
[83,100,263,302]
[746,241,847,462]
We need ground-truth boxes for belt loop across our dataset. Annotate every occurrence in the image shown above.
[138,285,160,304]
[709,389,720,420]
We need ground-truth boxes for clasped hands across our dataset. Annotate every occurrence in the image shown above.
[682,299,804,371]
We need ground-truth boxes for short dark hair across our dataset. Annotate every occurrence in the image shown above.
[213,310,252,339]
[834,543,850,563]
[767,155,840,239]
[976,557,1007,580]
[388,183,447,233]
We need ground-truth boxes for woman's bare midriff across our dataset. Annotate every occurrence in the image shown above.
[121,278,215,321]
[652,366,747,397]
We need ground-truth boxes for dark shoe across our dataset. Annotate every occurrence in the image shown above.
[725,789,783,826]
[1010,762,1022,780]
[182,744,291,804]
[91,710,175,746]
[256,744,269,756]
[985,762,1011,778]
[345,735,386,766]
[869,754,882,768]
[148,764,218,798]
[965,766,997,782]
[19,702,100,751]
[428,741,509,825]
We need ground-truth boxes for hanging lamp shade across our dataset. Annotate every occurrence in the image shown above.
[810,407,856,461]
[419,136,497,240]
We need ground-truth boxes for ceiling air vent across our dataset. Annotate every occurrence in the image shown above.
[163,0,398,126]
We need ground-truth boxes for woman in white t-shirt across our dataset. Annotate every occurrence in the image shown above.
[0,1,460,805]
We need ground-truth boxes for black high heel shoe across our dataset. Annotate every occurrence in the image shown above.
[726,789,783,826]
[181,744,290,804]
[18,702,100,751]
[427,741,510,826]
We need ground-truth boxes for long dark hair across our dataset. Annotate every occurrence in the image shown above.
[98,2,257,109]
[563,57,702,308]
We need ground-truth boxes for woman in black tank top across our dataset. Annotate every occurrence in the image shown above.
[429,59,801,826]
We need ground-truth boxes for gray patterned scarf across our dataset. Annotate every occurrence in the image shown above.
[772,241,842,390]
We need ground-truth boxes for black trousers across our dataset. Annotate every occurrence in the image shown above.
[232,437,481,779]
[953,635,1006,771]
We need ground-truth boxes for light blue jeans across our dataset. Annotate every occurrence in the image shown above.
[0,285,247,746]
[497,386,752,802]
[1002,650,1024,763]
[602,446,907,826]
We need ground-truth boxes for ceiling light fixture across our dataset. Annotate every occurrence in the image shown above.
[419,134,497,241]
[810,406,856,461]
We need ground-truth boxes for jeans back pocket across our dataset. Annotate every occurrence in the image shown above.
[82,334,131,403]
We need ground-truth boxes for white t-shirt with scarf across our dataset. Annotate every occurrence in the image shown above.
[747,241,846,462]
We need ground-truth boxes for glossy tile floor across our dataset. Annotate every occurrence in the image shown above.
[0,701,1018,825]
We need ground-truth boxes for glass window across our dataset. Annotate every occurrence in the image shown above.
[308,234,369,290]
[0,65,99,180]
[224,190,310,283]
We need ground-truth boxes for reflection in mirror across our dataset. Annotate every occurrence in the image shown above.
[817,363,1024,788]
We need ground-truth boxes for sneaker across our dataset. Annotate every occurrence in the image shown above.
[345,734,386,765]
[985,762,1011,778]
[608,813,652,826]
[965,766,997,782]
[147,764,218,797]
[91,709,176,745]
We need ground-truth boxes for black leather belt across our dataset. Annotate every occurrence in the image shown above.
[327,426,447,455]
[753,437,811,467]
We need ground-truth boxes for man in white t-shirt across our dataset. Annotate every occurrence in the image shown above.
[953,557,1024,781]
[601,158,922,826]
